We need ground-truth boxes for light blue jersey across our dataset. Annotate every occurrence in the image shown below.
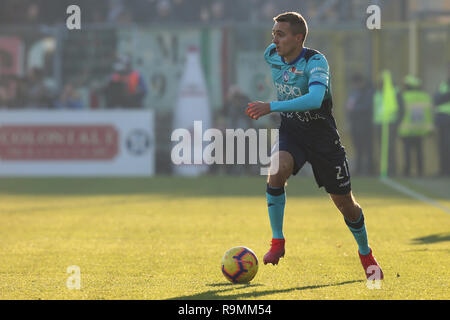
[264,43,342,150]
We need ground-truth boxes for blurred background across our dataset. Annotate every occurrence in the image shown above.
[0,0,449,178]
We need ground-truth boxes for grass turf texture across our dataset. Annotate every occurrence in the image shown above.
[0,176,448,300]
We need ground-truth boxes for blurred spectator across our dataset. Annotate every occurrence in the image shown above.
[0,76,21,108]
[209,108,227,175]
[397,75,434,177]
[200,9,210,22]
[104,56,147,108]
[15,77,29,108]
[54,83,84,109]
[0,79,8,108]
[25,3,40,24]
[211,1,225,21]
[225,85,252,132]
[88,80,104,109]
[157,0,172,19]
[433,64,450,176]
[7,76,29,108]
[346,73,375,175]
[107,0,126,23]
[261,1,278,21]
[92,7,107,24]
[224,85,254,175]
[26,67,53,108]
[0,76,14,108]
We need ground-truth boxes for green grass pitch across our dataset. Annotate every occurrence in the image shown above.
[0,176,448,300]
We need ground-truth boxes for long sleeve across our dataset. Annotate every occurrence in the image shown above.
[270,83,326,112]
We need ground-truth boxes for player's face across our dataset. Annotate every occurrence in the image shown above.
[272,22,303,58]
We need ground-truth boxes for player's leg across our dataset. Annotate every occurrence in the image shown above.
[403,137,412,176]
[330,192,384,280]
[444,125,450,175]
[415,136,423,177]
[264,131,308,265]
[266,150,294,238]
[310,151,383,280]
[388,123,397,176]
[330,192,369,254]
[263,151,294,265]
[437,122,446,175]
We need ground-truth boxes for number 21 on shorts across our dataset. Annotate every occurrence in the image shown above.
[335,160,350,180]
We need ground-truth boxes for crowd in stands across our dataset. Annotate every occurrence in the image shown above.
[0,65,91,110]
[0,68,55,109]
[0,59,147,110]
[0,0,349,26]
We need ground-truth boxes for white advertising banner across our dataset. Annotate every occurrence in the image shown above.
[0,110,155,176]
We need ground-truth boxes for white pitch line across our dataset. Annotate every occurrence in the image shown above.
[380,177,450,214]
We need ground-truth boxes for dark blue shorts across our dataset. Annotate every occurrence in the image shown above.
[274,130,351,195]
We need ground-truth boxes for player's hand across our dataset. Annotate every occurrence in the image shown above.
[246,101,271,120]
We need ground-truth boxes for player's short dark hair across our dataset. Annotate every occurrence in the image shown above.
[273,12,308,44]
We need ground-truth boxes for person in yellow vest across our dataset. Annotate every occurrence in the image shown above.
[434,64,450,176]
[397,75,434,177]
[373,76,399,176]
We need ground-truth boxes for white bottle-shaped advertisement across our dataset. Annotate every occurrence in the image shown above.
[172,46,212,176]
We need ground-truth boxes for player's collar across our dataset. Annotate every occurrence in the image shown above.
[281,47,306,65]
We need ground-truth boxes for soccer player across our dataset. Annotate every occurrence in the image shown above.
[245,12,383,280]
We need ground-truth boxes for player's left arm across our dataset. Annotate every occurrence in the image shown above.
[246,53,330,120]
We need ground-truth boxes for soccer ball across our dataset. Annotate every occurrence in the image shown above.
[221,246,258,284]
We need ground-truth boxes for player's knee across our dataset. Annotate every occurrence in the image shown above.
[331,193,360,217]
[267,168,290,187]
[339,199,358,210]
[267,167,286,185]
[336,202,353,215]
[267,155,292,187]
[274,152,294,174]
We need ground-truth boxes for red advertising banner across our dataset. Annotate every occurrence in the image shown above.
[0,125,119,160]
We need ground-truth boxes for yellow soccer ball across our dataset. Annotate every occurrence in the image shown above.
[221,246,258,284]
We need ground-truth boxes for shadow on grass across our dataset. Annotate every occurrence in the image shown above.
[166,279,363,300]
[411,233,450,245]
[0,176,409,199]
[204,282,264,288]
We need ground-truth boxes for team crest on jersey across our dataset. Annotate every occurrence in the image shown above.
[289,67,304,75]
[283,70,290,82]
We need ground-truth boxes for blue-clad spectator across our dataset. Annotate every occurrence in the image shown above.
[54,83,84,109]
